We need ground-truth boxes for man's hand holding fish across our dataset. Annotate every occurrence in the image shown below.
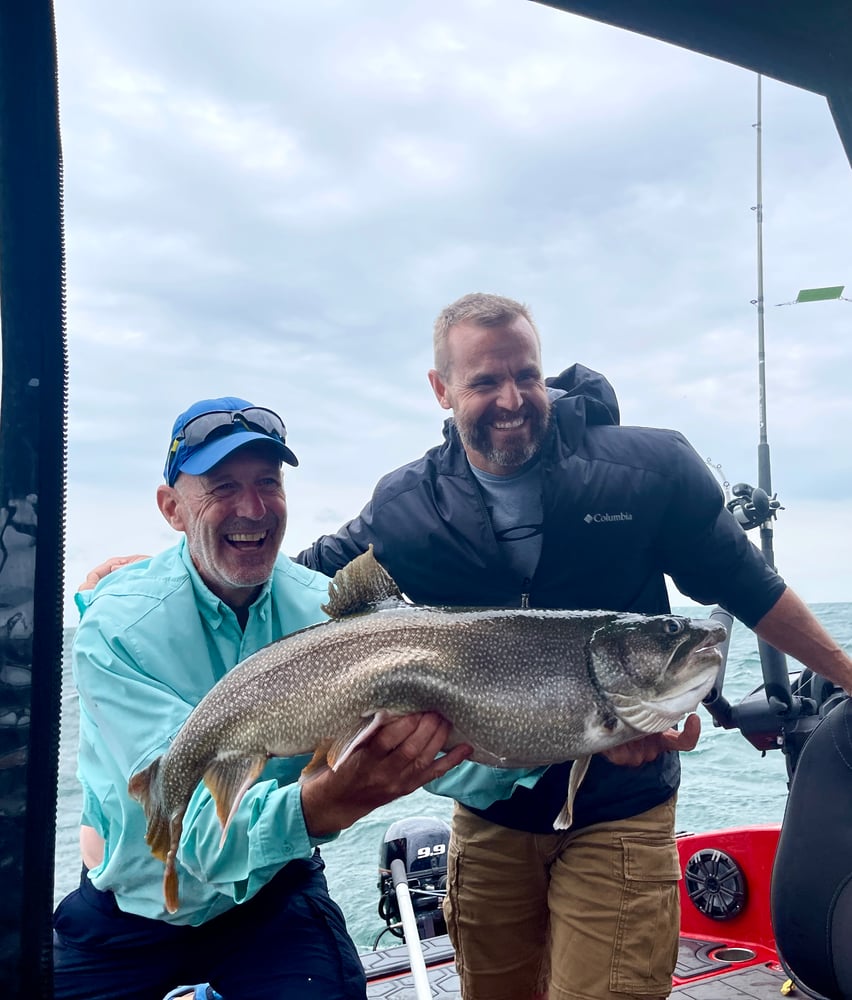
[300,712,472,838]
[601,711,702,767]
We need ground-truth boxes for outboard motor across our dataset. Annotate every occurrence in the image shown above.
[771,697,852,999]
[377,816,450,944]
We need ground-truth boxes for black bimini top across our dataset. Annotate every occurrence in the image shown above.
[536,0,852,169]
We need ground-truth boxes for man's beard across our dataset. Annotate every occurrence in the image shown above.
[456,402,552,468]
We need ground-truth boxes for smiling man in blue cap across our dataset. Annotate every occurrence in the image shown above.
[53,397,469,1000]
[159,397,300,624]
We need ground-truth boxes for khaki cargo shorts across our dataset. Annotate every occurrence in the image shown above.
[443,798,680,1000]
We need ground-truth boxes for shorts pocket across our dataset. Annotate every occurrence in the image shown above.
[610,834,681,995]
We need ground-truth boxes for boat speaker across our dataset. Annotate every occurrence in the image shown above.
[684,848,747,920]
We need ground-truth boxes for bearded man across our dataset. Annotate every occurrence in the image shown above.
[297,292,852,1000]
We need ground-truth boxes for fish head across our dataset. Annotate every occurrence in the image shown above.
[589,614,727,735]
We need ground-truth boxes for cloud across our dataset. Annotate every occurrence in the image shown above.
[55,0,852,622]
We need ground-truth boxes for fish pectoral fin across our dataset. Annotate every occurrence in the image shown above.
[299,738,336,781]
[298,713,401,783]
[202,754,267,848]
[553,755,591,831]
[327,710,401,771]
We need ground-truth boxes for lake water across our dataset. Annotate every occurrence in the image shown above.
[53,604,852,952]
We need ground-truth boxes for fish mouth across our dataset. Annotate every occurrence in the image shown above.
[694,624,727,651]
[669,622,726,668]
[666,635,724,691]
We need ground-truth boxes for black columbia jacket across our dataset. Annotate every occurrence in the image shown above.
[295,364,785,832]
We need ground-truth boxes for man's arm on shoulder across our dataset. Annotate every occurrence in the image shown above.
[78,554,151,592]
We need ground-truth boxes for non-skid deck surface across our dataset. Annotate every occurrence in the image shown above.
[363,935,790,999]
[673,964,790,998]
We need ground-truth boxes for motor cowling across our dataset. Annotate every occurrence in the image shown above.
[377,816,450,941]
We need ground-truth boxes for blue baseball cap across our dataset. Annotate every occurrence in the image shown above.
[164,396,298,486]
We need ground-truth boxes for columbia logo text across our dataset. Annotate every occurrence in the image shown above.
[584,512,634,524]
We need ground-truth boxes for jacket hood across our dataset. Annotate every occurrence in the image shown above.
[546,363,620,427]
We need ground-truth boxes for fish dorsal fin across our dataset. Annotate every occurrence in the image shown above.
[321,545,404,619]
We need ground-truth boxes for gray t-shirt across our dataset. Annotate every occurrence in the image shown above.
[469,457,544,583]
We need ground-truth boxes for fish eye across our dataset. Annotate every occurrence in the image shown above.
[663,618,684,635]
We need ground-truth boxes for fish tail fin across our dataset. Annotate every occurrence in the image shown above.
[553,754,592,831]
[128,756,173,862]
[129,756,187,911]
[164,848,180,914]
[202,755,267,848]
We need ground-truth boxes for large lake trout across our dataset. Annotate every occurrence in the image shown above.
[129,546,726,912]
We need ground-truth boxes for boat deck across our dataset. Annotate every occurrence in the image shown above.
[363,935,791,999]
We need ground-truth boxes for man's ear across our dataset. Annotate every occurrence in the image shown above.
[428,369,453,411]
[156,484,185,532]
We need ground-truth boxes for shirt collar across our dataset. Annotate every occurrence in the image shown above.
[178,537,273,628]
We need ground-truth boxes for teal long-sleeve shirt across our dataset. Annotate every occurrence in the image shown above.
[72,538,334,925]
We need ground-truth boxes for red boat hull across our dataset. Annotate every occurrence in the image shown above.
[673,824,786,990]
[365,823,792,998]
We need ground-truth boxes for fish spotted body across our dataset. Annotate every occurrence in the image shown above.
[128,546,726,912]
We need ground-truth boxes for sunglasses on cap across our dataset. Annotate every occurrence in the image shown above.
[165,406,289,485]
[178,406,286,448]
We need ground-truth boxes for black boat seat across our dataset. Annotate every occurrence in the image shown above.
[770,697,852,1000]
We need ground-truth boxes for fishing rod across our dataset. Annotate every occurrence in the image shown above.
[701,76,829,764]
[748,73,795,719]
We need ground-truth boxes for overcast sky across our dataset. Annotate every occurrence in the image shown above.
[54,0,852,624]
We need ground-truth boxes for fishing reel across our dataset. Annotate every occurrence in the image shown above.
[375,816,450,947]
[726,482,783,531]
